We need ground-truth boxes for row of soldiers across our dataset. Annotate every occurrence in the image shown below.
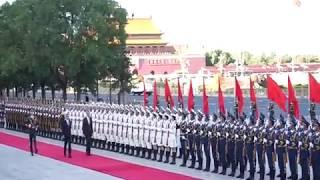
[1,99,320,180]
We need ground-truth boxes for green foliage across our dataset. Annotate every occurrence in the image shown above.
[0,0,130,101]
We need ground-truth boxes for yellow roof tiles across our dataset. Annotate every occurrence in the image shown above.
[126,18,162,35]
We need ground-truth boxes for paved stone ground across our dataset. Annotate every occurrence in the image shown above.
[0,144,121,180]
[0,129,313,180]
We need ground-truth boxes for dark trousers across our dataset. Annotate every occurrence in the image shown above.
[218,138,227,170]
[288,149,298,180]
[246,143,255,178]
[276,147,286,179]
[188,135,196,167]
[299,150,310,180]
[236,141,245,175]
[201,137,210,170]
[311,151,320,180]
[227,140,236,172]
[210,137,219,170]
[29,133,37,155]
[195,135,203,168]
[256,144,265,175]
[64,136,72,157]
[181,138,188,165]
[85,137,92,155]
[266,145,275,178]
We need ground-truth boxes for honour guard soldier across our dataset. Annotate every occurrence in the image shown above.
[209,113,219,173]
[310,118,320,180]
[201,114,211,171]
[226,111,236,176]
[180,110,189,166]
[132,109,140,156]
[82,110,93,155]
[162,110,170,163]
[217,112,227,175]
[265,104,276,180]
[245,113,256,180]
[298,116,311,180]
[150,110,159,160]
[275,114,287,180]
[122,107,129,154]
[168,111,177,164]
[234,113,246,178]
[144,109,152,159]
[194,110,203,170]
[187,110,196,168]
[255,113,266,180]
[156,109,164,161]
[139,110,146,158]
[0,102,5,128]
[26,109,38,156]
[60,111,72,158]
[286,108,298,180]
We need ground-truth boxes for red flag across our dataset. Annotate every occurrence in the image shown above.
[218,77,225,114]
[288,76,300,119]
[203,78,209,115]
[164,79,174,109]
[177,78,184,108]
[267,76,287,112]
[188,80,194,111]
[309,73,320,103]
[250,77,259,118]
[153,80,158,109]
[235,77,244,113]
[143,82,148,108]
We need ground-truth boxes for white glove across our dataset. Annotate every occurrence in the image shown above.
[186,129,190,133]
[235,134,239,139]
[217,132,221,137]
[28,124,31,128]
[193,130,197,134]
[275,140,279,144]
[298,141,302,147]
[244,135,247,139]
[310,143,314,148]
[208,132,212,136]
[263,138,267,144]
[226,132,229,137]
[200,130,203,135]
[286,140,290,145]
[254,137,257,142]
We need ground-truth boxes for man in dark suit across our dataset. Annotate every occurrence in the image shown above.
[26,110,38,156]
[82,111,93,155]
[60,112,72,158]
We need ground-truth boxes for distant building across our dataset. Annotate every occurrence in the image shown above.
[125,17,205,76]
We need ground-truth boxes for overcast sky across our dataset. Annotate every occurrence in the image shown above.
[1,0,320,55]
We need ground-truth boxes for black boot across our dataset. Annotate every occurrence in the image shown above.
[158,150,164,162]
[170,152,176,165]
[177,148,182,158]
[164,151,170,163]
[219,168,226,175]
[130,146,135,156]
[152,149,158,161]
[236,173,244,179]
[147,149,152,159]
[196,158,203,170]
[136,147,140,157]
[141,148,146,158]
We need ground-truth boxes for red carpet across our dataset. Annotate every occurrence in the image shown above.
[0,132,198,180]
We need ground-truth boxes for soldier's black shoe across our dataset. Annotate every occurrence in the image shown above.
[236,174,244,179]
[188,165,195,169]
[180,163,186,167]
[211,168,218,173]
[196,166,202,170]
[164,151,170,163]
[287,176,293,179]
[276,174,281,178]
[228,172,235,177]
[266,172,270,176]
[219,170,226,175]
[203,168,210,172]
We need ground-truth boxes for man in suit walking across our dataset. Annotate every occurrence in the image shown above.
[82,111,93,155]
[26,109,38,156]
[60,111,72,158]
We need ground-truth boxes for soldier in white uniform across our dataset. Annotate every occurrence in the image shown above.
[144,110,152,159]
[150,111,158,160]
[168,112,178,164]
[106,107,113,150]
[139,110,146,158]
[132,109,140,156]
[122,107,129,154]
[162,111,170,163]
[176,109,183,158]
[156,109,165,162]
[127,109,134,155]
